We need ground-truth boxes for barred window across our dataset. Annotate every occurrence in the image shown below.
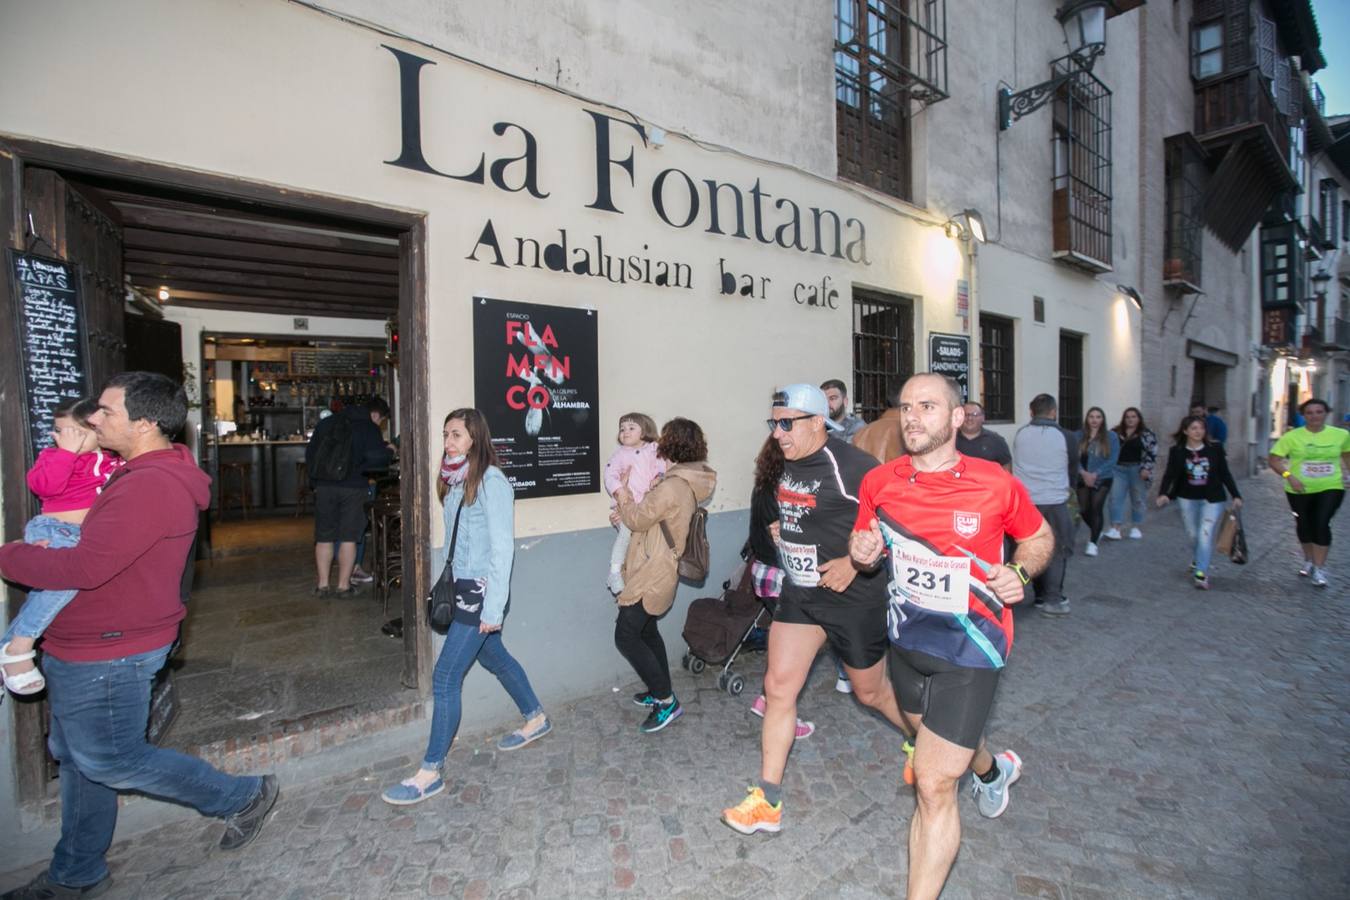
[1058,331,1084,432]
[979,314,1015,423]
[1052,60,1113,272]
[852,289,915,422]
[1163,134,1206,289]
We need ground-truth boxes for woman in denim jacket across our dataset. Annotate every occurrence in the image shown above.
[383,408,550,805]
[1104,407,1157,540]
[1074,406,1120,558]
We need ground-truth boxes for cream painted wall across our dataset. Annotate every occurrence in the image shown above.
[977,243,1143,436]
[0,0,959,544]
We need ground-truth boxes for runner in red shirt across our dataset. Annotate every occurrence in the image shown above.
[850,373,1054,900]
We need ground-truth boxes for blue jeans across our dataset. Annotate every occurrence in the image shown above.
[1108,464,1149,526]
[1177,499,1225,575]
[43,646,261,888]
[2,516,82,644]
[423,622,543,768]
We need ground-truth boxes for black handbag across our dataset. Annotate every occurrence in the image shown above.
[425,502,464,634]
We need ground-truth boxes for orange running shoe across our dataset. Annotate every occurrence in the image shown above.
[902,739,916,786]
[721,786,782,835]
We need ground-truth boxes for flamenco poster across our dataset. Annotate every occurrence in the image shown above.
[473,296,600,499]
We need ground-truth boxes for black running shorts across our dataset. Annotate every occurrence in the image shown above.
[887,645,1001,750]
[773,593,888,669]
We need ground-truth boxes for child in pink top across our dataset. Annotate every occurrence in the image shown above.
[1,398,126,696]
[603,413,666,595]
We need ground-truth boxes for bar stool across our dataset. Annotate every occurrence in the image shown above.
[374,501,403,615]
[294,462,313,516]
[217,462,252,521]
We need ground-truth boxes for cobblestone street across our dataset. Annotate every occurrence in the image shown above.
[3,470,1347,899]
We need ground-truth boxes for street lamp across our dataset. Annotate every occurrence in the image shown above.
[945,209,987,243]
[998,0,1114,131]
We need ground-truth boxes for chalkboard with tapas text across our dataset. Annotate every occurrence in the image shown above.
[10,251,90,464]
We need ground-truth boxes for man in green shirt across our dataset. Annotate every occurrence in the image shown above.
[1268,398,1350,587]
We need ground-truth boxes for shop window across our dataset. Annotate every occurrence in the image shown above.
[835,1,949,202]
[979,314,1015,423]
[1058,331,1084,431]
[1163,134,1206,289]
[851,289,914,421]
[1190,21,1222,80]
[1260,221,1305,309]
[1051,60,1113,272]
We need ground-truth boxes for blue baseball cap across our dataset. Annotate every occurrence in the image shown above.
[773,383,842,431]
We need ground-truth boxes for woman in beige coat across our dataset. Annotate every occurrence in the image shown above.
[610,417,717,733]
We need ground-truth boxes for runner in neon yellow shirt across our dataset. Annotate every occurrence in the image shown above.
[1268,398,1350,587]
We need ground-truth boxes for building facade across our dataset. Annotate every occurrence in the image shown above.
[11,0,1317,834]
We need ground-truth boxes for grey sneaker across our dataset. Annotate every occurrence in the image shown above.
[1,872,112,899]
[1311,567,1328,588]
[1039,599,1071,617]
[219,775,279,851]
[972,750,1022,818]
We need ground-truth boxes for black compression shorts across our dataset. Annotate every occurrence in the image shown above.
[888,645,1001,750]
[773,592,887,669]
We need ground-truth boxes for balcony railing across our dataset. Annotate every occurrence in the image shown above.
[1194,66,1290,162]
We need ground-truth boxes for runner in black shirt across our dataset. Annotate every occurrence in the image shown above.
[722,384,912,836]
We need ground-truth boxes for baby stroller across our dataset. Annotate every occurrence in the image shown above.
[680,562,771,696]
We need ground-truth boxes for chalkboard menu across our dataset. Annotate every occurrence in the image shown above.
[288,347,373,376]
[10,251,89,461]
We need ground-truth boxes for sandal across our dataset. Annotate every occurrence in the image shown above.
[496,716,552,751]
[1,642,45,696]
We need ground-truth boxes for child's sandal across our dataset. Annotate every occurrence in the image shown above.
[0,642,45,695]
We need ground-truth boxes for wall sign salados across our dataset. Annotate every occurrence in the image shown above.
[11,251,90,463]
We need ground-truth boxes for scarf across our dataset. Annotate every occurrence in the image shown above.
[440,453,468,487]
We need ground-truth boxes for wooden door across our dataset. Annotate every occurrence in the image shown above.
[23,168,126,390]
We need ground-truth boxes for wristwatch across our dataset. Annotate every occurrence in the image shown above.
[1005,562,1031,585]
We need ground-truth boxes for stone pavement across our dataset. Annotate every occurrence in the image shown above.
[3,470,1348,899]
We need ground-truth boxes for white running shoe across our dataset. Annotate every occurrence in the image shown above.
[1128,527,1143,539]
[1311,567,1328,588]
[1084,541,1099,557]
[835,676,853,695]
[1101,527,1122,541]
[1298,559,1313,577]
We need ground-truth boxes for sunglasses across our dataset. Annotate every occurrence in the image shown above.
[766,414,816,433]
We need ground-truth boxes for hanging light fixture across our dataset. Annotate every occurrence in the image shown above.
[998,0,1120,131]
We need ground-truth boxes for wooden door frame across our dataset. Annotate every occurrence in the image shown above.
[0,135,432,808]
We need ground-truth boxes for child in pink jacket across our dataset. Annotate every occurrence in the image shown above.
[603,413,665,595]
[1,397,126,696]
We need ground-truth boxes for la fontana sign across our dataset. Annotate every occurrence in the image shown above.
[382,45,871,268]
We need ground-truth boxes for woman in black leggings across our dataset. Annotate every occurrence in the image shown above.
[1075,406,1120,558]
[1268,398,1350,588]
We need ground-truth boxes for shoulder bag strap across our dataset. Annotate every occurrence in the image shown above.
[657,479,697,550]
[445,501,465,578]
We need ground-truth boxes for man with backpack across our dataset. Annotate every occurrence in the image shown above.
[306,397,393,596]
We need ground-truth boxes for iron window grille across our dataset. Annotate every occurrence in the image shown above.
[1058,331,1084,432]
[852,289,915,422]
[1051,57,1113,273]
[1163,134,1206,291]
[1319,179,1340,248]
[835,0,948,201]
[979,314,1015,423]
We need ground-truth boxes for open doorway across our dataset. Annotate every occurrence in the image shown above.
[0,138,431,809]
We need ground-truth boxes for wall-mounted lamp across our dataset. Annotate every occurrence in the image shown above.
[944,208,987,243]
[1117,284,1143,310]
[1310,269,1331,302]
[157,286,171,302]
[998,0,1116,131]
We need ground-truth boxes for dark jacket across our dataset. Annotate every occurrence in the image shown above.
[306,405,393,489]
[0,444,209,661]
[1158,442,1240,503]
[747,483,779,567]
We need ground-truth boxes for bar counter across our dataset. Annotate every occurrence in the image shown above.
[209,439,309,514]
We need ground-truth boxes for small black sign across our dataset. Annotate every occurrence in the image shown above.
[473,297,600,499]
[928,332,970,403]
[10,251,90,462]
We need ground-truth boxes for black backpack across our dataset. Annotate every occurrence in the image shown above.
[309,414,354,482]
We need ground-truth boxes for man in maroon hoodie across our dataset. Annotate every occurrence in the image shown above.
[0,373,278,900]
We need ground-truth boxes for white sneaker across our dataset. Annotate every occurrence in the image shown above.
[1298,559,1313,577]
[1084,541,1099,557]
[835,677,853,695]
[1311,567,1328,588]
[1101,527,1122,541]
[1128,527,1143,540]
